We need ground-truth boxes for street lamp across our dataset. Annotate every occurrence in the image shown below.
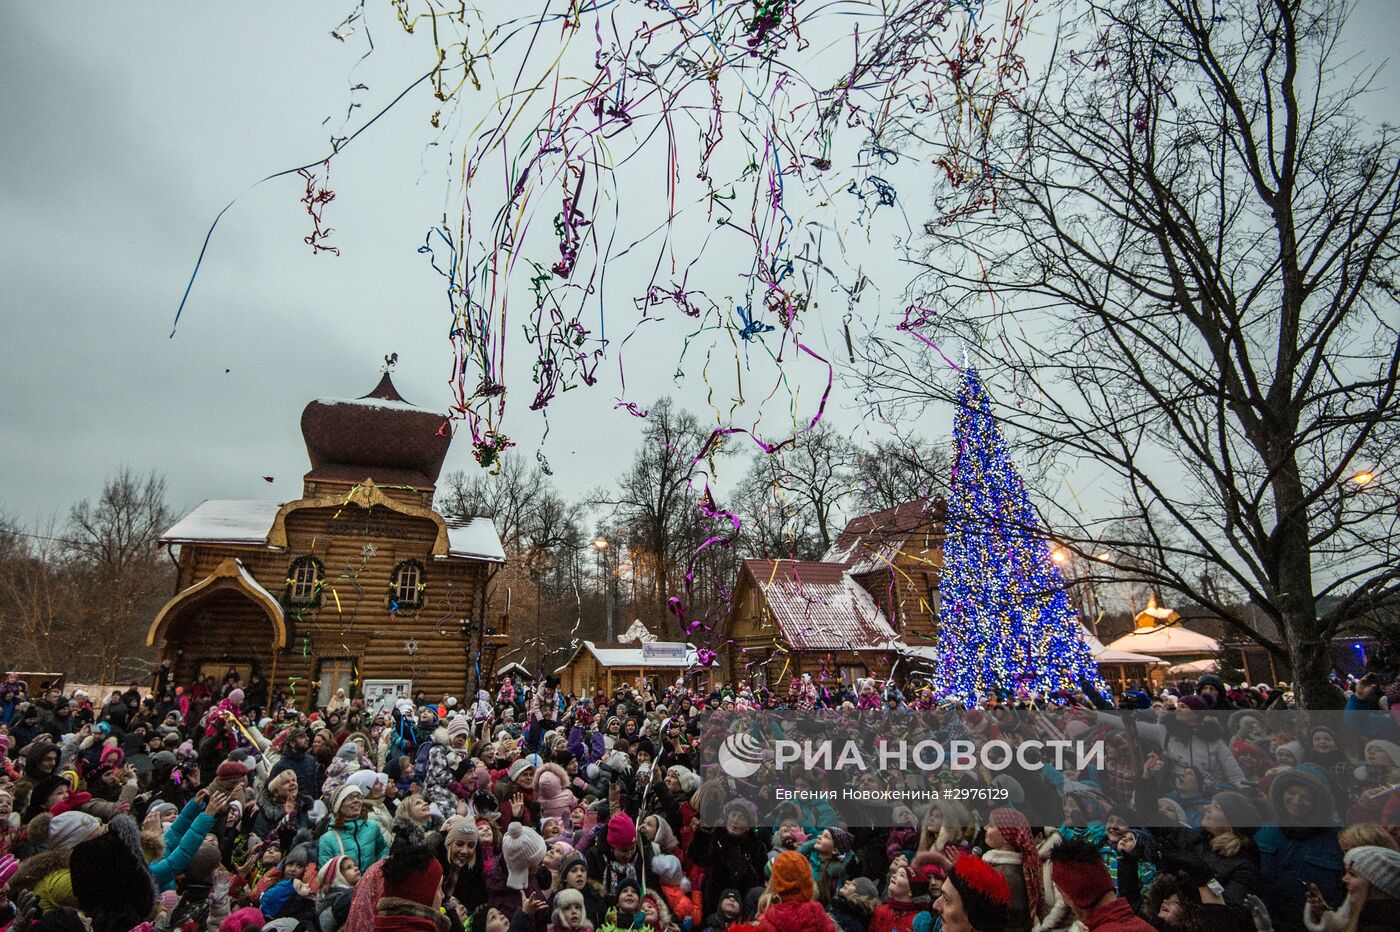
[1351,470,1375,486]
[592,536,614,641]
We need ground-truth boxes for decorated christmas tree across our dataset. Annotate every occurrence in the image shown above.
[931,367,1106,705]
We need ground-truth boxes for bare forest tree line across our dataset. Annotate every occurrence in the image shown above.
[0,468,173,687]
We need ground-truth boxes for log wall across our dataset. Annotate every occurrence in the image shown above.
[160,500,491,708]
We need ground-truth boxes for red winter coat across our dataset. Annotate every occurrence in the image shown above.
[758,901,835,932]
[870,898,925,932]
[1081,898,1155,932]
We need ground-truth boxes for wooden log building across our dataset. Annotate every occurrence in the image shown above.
[146,373,507,708]
[722,499,946,690]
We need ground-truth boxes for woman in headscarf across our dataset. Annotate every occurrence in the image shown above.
[981,808,1043,932]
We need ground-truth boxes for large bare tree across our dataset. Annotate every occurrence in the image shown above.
[438,457,585,669]
[863,0,1399,708]
[67,469,174,687]
[596,398,727,637]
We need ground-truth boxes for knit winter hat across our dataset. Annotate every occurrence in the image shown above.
[70,814,158,927]
[446,716,472,741]
[1177,694,1209,711]
[1049,843,1113,909]
[769,850,814,903]
[317,855,352,889]
[651,853,683,885]
[218,907,265,932]
[331,783,364,817]
[185,838,225,885]
[146,800,178,820]
[347,769,386,793]
[558,850,589,882]
[1230,741,1262,763]
[825,826,855,855]
[216,759,253,780]
[1366,740,1400,769]
[503,822,547,888]
[1211,791,1261,829]
[606,811,637,849]
[48,810,102,849]
[666,765,700,794]
[1345,845,1400,899]
[850,877,879,901]
[434,816,473,850]
[947,855,1011,931]
[1269,762,1334,824]
[0,854,18,888]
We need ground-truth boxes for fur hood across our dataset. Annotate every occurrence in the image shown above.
[536,762,571,800]
[12,845,72,892]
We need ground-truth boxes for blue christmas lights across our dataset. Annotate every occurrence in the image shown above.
[931,368,1108,705]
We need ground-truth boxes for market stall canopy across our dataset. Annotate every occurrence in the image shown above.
[1166,658,1221,676]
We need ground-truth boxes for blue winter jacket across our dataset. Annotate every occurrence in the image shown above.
[1254,824,1343,932]
[149,798,215,891]
[317,818,388,872]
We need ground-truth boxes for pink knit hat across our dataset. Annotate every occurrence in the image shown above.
[219,907,266,932]
[606,811,637,849]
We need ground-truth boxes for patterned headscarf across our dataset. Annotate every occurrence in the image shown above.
[989,807,1042,918]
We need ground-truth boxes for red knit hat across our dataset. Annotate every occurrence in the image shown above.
[770,850,815,903]
[1049,846,1114,909]
[382,854,443,906]
[216,759,253,780]
[946,854,1010,931]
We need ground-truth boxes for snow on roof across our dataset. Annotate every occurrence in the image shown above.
[823,499,940,575]
[1166,658,1220,676]
[313,395,445,415]
[555,641,699,672]
[618,619,658,643]
[894,642,940,662]
[163,501,505,563]
[232,559,284,618]
[745,559,900,651]
[1103,623,1220,657]
[1081,625,1165,665]
[896,624,1163,666]
[443,516,506,563]
[161,500,284,545]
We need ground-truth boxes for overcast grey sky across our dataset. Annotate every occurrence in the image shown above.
[2,2,1397,533]
[0,2,944,525]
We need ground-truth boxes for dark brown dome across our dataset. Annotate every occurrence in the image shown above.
[300,373,452,489]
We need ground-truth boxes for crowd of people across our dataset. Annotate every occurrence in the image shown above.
[1,665,1399,932]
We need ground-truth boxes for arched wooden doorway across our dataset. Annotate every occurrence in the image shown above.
[147,557,288,688]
